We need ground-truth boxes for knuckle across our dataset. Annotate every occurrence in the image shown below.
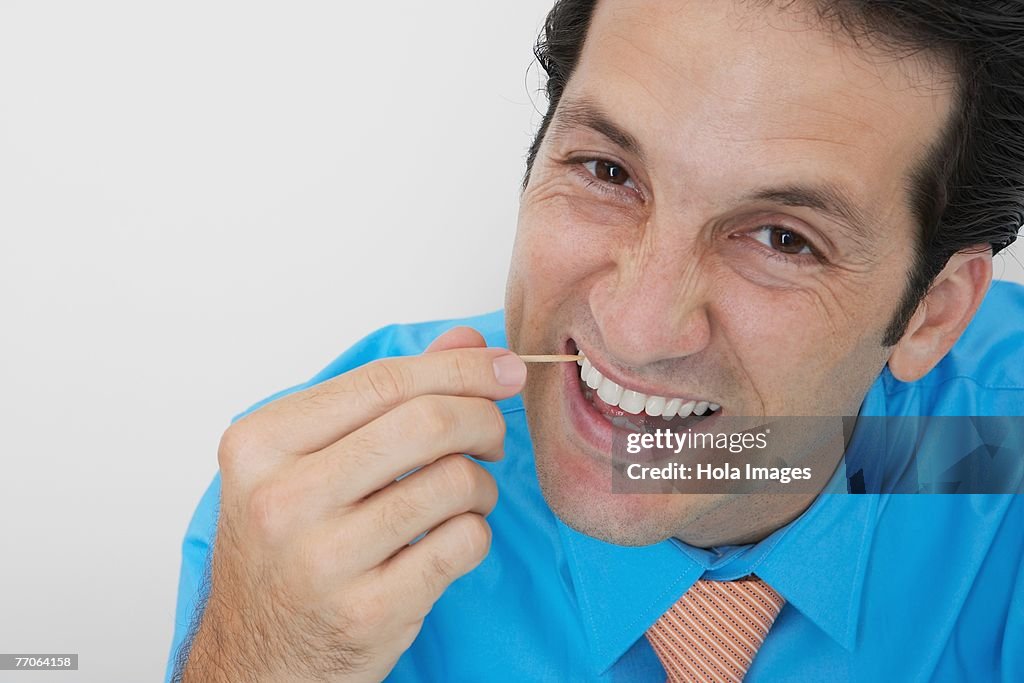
[407,395,457,442]
[446,353,474,394]
[479,469,499,512]
[481,398,507,445]
[434,454,479,502]
[217,422,252,473]
[457,513,492,561]
[245,480,291,543]
[377,493,421,540]
[359,360,409,410]
[339,428,383,468]
[296,382,335,416]
[423,549,456,586]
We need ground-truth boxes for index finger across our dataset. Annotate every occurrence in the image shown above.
[238,346,527,456]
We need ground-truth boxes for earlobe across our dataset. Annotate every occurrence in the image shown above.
[887,247,993,382]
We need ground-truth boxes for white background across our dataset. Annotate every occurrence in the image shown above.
[1,3,1022,682]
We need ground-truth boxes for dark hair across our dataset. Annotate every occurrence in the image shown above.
[524,0,1024,345]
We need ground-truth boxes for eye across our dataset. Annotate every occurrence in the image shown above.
[750,225,813,255]
[582,159,637,190]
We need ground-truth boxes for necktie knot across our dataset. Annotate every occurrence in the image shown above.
[645,575,785,683]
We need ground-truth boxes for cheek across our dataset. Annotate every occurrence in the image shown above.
[512,182,628,306]
[506,194,586,350]
[719,273,889,411]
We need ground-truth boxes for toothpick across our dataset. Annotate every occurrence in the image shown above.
[518,354,583,363]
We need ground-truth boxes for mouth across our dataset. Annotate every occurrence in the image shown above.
[561,337,722,454]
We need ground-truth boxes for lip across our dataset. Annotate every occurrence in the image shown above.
[560,338,723,464]
[562,348,615,457]
[569,338,719,407]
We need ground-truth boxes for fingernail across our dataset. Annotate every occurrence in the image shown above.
[492,354,527,387]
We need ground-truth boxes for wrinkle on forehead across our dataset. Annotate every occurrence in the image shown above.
[572,0,958,250]
[741,0,962,80]
[735,0,963,128]
[591,0,958,128]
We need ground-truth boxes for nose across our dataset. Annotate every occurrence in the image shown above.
[589,226,712,367]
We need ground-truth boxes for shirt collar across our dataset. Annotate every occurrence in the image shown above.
[555,518,704,675]
[756,379,892,649]
[554,384,891,674]
[753,483,878,651]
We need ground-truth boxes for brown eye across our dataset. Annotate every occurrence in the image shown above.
[582,159,636,189]
[753,226,812,255]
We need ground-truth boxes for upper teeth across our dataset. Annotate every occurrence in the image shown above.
[577,353,719,418]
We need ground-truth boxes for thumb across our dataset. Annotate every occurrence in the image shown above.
[424,326,488,354]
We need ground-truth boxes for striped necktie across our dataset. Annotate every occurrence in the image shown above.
[645,575,785,683]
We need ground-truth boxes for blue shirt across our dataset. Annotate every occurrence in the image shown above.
[167,281,1024,682]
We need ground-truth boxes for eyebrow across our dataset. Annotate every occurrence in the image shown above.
[742,183,874,244]
[550,98,647,164]
[551,98,874,243]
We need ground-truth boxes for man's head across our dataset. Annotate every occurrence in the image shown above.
[504,0,1023,546]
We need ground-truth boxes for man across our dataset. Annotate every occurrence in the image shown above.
[168,1,1024,680]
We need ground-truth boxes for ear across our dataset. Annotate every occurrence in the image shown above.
[888,246,993,382]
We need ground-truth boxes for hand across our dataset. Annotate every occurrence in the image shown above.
[178,327,526,682]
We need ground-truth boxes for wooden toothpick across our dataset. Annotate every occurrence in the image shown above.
[518,354,583,363]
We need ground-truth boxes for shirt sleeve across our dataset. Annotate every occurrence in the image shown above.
[164,474,221,682]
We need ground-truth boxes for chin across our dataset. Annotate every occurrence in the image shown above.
[531,446,715,547]
[520,339,728,548]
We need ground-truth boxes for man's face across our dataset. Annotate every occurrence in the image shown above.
[505,0,956,545]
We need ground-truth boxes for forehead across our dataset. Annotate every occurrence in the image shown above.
[561,0,957,232]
